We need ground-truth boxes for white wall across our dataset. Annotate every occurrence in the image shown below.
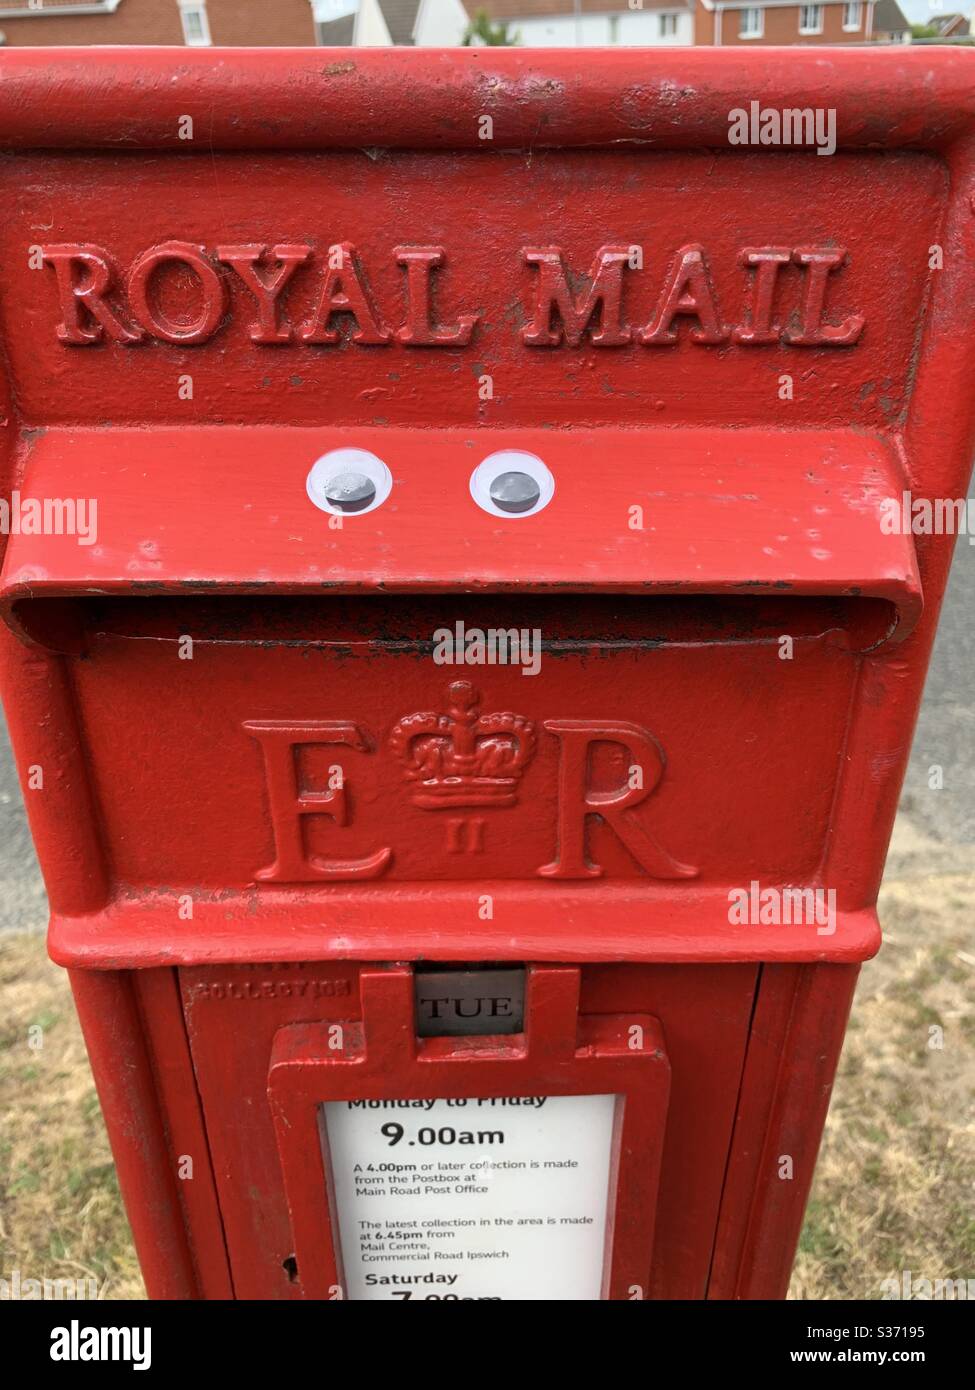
[414,0,471,43]
[354,0,394,45]
[508,9,692,45]
[618,8,691,41]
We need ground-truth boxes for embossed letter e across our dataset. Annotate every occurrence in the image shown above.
[244,720,391,882]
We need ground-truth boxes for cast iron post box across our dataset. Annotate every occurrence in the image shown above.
[1,48,973,1301]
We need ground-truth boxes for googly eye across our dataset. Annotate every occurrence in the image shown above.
[306,448,393,517]
[470,451,554,519]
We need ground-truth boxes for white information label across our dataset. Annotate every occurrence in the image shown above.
[323,1093,617,1301]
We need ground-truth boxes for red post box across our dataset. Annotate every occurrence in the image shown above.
[1,47,973,1301]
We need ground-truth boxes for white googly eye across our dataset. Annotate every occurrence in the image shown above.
[306,448,392,517]
[470,450,554,519]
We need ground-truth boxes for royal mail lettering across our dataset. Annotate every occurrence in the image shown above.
[40,240,864,350]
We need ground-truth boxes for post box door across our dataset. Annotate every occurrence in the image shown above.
[181,958,758,1299]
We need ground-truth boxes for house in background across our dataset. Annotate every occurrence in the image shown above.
[872,0,910,40]
[0,0,318,45]
[314,0,468,45]
[0,0,961,45]
[695,0,874,44]
[460,0,692,46]
[928,11,969,35]
[0,0,470,45]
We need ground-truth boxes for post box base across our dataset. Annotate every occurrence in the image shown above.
[68,957,858,1301]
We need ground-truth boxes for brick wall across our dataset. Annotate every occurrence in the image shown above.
[206,0,316,45]
[0,0,317,47]
[696,4,715,40]
[695,2,870,44]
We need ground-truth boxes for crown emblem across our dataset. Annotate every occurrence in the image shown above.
[389,681,536,809]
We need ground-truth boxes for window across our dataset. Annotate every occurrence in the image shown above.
[659,12,678,36]
[178,1,211,47]
[739,7,763,37]
[799,3,823,32]
[842,0,862,28]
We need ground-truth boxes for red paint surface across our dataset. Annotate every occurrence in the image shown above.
[1,428,921,619]
[0,50,972,1299]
